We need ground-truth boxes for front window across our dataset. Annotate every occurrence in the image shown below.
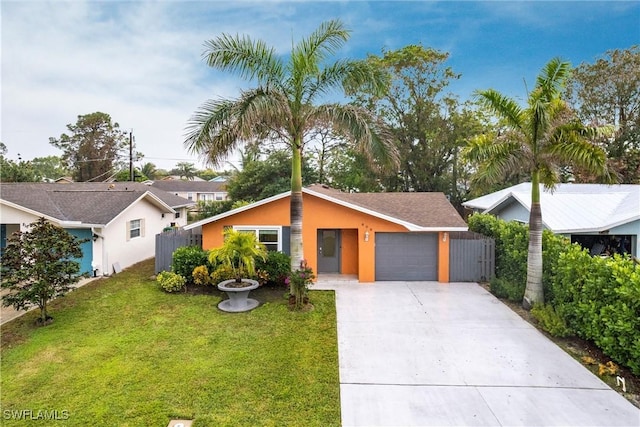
[234,226,281,251]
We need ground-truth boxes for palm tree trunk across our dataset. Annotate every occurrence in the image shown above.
[523,173,544,309]
[290,144,304,273]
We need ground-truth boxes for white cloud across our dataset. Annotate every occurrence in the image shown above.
[2,0,637,173]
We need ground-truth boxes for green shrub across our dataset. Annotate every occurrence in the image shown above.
[192,265,212,286]
[210,264,237,284]
[489,277,525,302]
[553,246,640,375]
[469,213,571,303]
[531,303,571,337]
[255,251,291,287]
[469,213,528,287]
[172,246,210,284]
[156,271,186,293]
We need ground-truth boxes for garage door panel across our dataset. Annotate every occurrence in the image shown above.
[375,233,438,281]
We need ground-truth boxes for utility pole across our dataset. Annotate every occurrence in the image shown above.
[129,130,134,182]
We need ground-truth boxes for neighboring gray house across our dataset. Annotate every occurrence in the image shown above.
[150,180,228,203]
[0,182,194,276]
[463,183,640,257]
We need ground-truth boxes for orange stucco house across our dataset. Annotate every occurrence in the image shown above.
[185,184,468,282]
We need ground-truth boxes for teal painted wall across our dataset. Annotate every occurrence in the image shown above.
[66,228,93,275]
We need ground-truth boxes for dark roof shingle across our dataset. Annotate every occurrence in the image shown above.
[1,182,193,225]
[306,184,467,228]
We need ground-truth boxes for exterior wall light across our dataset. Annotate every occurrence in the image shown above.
[364,230,370,242]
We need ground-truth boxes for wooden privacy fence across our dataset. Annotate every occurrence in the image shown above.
[449,231,495,282]
[155,229,202,274]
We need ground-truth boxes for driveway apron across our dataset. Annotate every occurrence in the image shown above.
[316,281,640,426]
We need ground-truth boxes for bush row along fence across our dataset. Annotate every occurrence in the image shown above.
[468,213,640,375]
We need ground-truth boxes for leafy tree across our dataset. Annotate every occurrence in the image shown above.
[567,45,640,183]
[0,144,39,182]
[194,200,235,221]
[185,19,398,291]
[464,58,614,309]
[323,147,382,192]
[350,45,481,199]
[49,112,129,182]
[0,218,85,324]
[31,155,69,181]
[114,167,145,182]
[226,150,318,202]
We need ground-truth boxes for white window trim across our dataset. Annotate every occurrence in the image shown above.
[127,219,145,241]
[233,225,282,251]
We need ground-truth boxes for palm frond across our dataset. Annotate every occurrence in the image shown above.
[464,133,529,185]
[184,98,240,165]
[203,34,284,87]
[312,104,399,170]
[295,19,350,66]
[184,88,293,167]
[535,57,571,101]
[546,124,617,182]
[474,89,525,131]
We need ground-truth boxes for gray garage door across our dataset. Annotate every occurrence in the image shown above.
[375,233,438,281]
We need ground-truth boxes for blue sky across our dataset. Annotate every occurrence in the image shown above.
[2,1,639,171]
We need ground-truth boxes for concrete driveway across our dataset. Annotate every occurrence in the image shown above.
[315,281,640,426]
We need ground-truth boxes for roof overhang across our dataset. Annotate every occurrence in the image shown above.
[0,200,106,228]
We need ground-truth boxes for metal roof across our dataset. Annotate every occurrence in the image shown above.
[463,183,640,233]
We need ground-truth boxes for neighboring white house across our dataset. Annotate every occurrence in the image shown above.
[149,180,228,203]
[0,182,194,276]
[463,183,640,257]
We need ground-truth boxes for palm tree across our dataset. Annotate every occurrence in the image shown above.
[185,19,398,287]
[140,162,157,180]
[209,229,267,281]
[175,162,197,181]
[464,58,614,309]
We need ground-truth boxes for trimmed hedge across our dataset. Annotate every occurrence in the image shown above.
[469,212,640,375]
[553,245,640,375]
[468,213,569,302]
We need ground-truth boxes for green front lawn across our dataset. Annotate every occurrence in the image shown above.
[0,260,340,426]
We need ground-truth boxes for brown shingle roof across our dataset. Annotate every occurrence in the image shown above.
[0,182,194,225]
[306,184,467,229]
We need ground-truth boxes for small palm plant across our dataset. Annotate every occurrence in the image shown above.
[209,229,267,283]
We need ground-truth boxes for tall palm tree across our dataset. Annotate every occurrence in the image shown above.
[464,58,614,309]
[185,19,398,283]
[140,162,157,180]
[175,162,198,181]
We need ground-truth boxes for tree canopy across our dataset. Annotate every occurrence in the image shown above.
[50,112,130,182]
[567,45,640,183]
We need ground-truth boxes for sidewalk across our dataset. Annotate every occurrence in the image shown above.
[1,277,99,325]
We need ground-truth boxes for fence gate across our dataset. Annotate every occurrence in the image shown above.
[155,229,203,274]
[449,231,495,282]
